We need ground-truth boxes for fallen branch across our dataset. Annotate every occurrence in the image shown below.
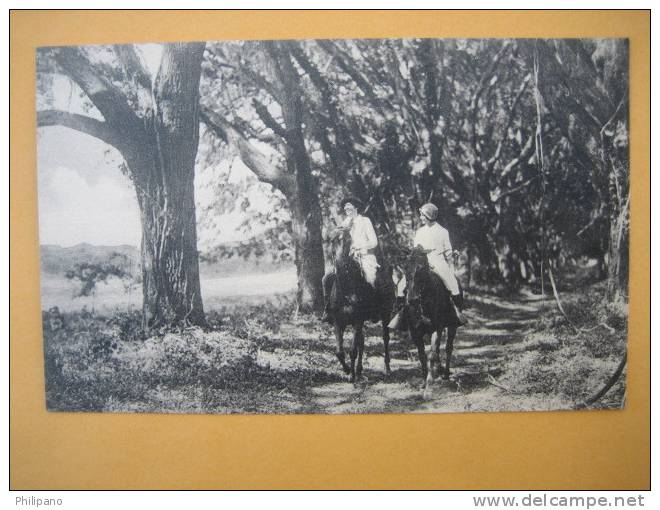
[547,266,581,334]
[576,352,627,409]
[487,374,519,394]
[581,322,616,334]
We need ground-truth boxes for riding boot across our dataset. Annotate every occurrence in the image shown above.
[450,294,468,325]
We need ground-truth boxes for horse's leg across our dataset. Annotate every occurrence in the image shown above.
[335,321,350,375]
[429,329,442,381]
[356,322,365,380]
[411,329,428,380]
[382,318,391,376]
[349,324,359,383]
[444,326,457,380]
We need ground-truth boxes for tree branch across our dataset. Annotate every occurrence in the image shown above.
[499,133,536,184]
[251,98,287,140]
[488,73,532,169]
[51,46,140,131]
[577,352,627,409]
[200,105,294,193]
[469,41,511,159]
[316,40,381,105]
[237,54,284,105]
[113,44,152,92]
[37,109,122,150]
[288,41,355,170]
[493,175,539,202]
[470,41,511,112]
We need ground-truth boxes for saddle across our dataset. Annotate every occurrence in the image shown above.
[330,265,390,322]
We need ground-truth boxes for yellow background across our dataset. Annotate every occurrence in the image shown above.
[10,10,650,489]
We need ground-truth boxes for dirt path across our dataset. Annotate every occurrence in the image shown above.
[236,290,570,414]
[46,277,621,415]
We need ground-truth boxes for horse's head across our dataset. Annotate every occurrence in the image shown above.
[330,226,351,262]
[398,246,433,331]
[330,226,359,281]
[404,246,430,304]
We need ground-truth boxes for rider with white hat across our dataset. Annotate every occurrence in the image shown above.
[414,203,467,325]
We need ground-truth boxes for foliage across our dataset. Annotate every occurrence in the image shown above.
[500,282,627,406]
[38,37,631,327]
[198,38,628,298]
[64,253,133,297]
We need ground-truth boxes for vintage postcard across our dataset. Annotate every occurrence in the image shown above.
[36,38,629,414]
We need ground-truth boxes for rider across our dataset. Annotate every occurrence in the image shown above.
[388,203,467,329]
[414,203,467,325]
[321,197,379,323]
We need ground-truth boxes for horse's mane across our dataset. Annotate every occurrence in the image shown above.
[331,229,365,294]
[406,247,449,302]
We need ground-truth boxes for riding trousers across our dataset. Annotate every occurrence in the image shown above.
[428,256,460,295]
[353,252,379,286]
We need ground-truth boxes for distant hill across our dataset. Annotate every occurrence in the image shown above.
[40,243,293,278]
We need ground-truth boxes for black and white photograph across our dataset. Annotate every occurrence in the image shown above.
[36,37,629,414]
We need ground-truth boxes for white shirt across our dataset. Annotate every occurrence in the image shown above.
[414,222,453,268]
[342,215,378,252]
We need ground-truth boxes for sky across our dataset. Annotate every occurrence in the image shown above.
[37,127,141,247]
[36,43,268,249]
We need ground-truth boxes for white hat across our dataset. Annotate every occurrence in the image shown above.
[419,203,438,220]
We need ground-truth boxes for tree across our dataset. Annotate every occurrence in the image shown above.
[200,40,325,313]
[197,37,629,301]
[65,258,128,298]
[38,43,208,327]
[531,39,630,300]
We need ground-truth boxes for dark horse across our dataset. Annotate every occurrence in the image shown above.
[326,230,395,382]
[403,247,464,384]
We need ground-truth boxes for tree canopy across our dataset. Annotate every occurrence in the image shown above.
[38,37,630,327]
[199,38,629,298]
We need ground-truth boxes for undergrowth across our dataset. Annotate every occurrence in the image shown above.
[499,282,627,408]
[42,298,314,413]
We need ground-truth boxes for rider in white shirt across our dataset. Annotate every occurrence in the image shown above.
[341,202,379,286]
[388,202,467,329]
[321,197,379,322]
[414,203,466,325]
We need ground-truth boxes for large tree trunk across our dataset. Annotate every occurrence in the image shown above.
[289,192,325,313]
[141,43,205,327]
[133,154,206,328]
[38,43,208,328]
[128,43,207,328]
[268,41,325,313]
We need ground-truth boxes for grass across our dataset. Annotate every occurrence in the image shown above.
[41,271,628,414]
[498,281,627,408]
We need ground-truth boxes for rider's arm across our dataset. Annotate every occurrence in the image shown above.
[439,229,454,263]
[361,217,378,251]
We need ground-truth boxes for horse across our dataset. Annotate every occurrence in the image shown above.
[326,229,395,382]
[402,247,464,384]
